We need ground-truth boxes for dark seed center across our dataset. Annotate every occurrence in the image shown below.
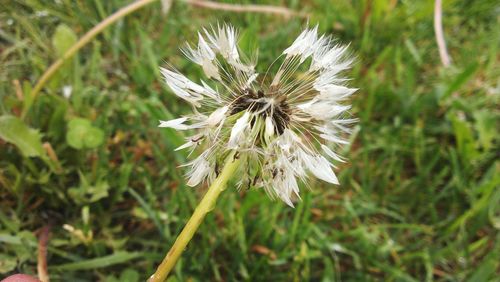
[230,88,290,135]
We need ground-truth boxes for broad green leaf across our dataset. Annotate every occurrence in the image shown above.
[66,128,85,149]
[52,24,77,58]
[474,110,497,150]
[68,117,91,129]
[0,254,17,274]
[0,233,36,247]
[0,115,45,157]
[66,118,104,149]
[449,114,478,161]
[120,269,140,282]
[104,277,120,282]
[85,127,105,148]
[50,24,78,90]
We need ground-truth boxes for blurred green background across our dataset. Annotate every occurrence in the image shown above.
[1,0,499,281]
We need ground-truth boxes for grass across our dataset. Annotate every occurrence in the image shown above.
[1,0,499,281]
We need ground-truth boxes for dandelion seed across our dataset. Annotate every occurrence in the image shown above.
[160,24,357,206]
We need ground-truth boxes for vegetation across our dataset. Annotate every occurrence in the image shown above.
[1,0,498,281]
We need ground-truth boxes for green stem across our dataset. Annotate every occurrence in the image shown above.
[148,155,241,282]
[22,0,158,119]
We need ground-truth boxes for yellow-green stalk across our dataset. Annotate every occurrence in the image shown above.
[148,155,241,281]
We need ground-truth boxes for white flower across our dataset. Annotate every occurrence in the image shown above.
[160,24,357,206]
[62,85,72,99]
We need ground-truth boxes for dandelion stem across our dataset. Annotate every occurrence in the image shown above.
[149,155,241,282]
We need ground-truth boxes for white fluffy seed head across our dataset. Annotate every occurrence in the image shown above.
[159,24,357,207]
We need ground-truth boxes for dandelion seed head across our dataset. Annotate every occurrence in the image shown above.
[159,23,357,206]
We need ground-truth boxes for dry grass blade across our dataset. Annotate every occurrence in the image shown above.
[37,225,51,282]
[183,0,307,18]
[434,0,451,67]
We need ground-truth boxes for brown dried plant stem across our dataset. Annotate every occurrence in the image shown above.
[183,0,307,18]
[434,0,451,67]
[37,225,51,282]
[149,156,241,282]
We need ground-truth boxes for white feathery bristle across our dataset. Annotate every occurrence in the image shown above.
[228,111,250,148]
[186,154,211,187]
[158,117,189,130]
[207,106,228,126]
[265,116,274,138]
